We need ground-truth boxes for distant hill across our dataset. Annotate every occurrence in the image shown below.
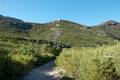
[0,15,32,29]
[0,15,120,46]
[92,20,120,40]
[0,15,32,38]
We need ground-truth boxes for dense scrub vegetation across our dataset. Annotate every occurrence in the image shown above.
[56,41,120,80]
[1,15,120,80]
[0,15,119,47]
[0,37,62,80]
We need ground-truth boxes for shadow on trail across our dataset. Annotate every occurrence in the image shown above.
[23,61,61,80]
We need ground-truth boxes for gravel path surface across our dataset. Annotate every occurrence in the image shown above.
[23,61,62,80]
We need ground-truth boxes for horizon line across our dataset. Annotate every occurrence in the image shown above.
[0,14,120,26]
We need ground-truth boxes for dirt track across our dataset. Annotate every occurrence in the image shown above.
[23,61,62,80]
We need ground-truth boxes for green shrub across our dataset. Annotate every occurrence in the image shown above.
[94,57,120,80]
[18,43,35,55]
[0,48,34,80]
[56,43,120,80]
[0,41,58,80]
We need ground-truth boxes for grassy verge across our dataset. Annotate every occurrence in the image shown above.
[56,42,120,80]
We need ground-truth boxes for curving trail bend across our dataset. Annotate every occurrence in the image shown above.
[23,61,63,80]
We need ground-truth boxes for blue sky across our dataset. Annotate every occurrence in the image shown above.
[0,0,120,25]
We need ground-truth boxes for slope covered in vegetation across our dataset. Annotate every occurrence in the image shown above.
[0,15,120,80]
[0,15,119,47]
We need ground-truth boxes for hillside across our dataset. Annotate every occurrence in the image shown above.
[0,15,120,47]
[0,15,32,38]
[92,20,120,40]
[0,15,120,80]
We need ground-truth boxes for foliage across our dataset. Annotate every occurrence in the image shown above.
[1,15,120,80]
[0,48,33,80]
[56,42,120,80]
[0,15,119,47]
[0,37,59,80]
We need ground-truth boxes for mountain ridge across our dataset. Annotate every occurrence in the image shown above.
[0,14,120,27]
[0,14,120,47]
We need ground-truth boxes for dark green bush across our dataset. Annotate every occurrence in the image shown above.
[0,37,63,80]
[95,57,120,80]
[0,48,34,80]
